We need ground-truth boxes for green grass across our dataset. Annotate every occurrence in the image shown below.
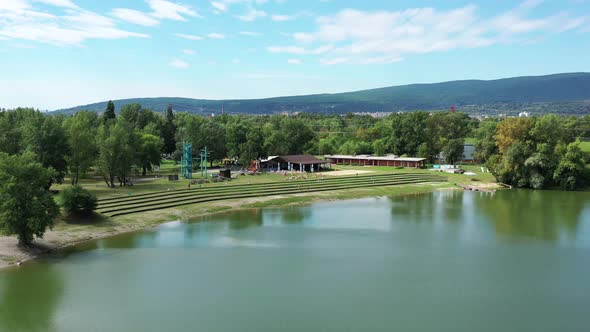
[96,173,447,217]
[579,141,590,153]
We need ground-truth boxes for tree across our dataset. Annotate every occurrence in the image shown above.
[162,104,177,155]
[225,120,248,159]
[61,185,97,215]
[119,103,142,128]
[201,121,227,166]
[372,139,387,156]
[474,120,498,163]
[493,141,534,187]
[64,111,98,184]
[96,120,137,187]
[280,116,316,154]
[26,115,70,187]
[554,142,586,190]
[241,126,266,164]
[0,152,59,246]
[442,139,464,165]
[495,117,534,154]
[96,123,117,187]
[0,111,22,155]
[138,133,163,176]
[103,100,116,124]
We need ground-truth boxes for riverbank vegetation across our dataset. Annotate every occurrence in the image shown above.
[2,104,589,187]
[1,103,590,247]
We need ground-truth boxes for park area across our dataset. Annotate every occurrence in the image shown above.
[1,161,496,268]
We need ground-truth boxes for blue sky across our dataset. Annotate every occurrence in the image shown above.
[1,0,589,110]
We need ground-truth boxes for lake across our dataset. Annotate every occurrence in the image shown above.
[1,190,590,332]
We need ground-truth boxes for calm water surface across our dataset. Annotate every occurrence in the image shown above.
[1,190,590,332]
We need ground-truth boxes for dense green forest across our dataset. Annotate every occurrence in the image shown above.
[53,73,590,116]
[1,104,590,191]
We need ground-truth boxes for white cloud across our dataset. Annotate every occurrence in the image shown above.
[148,0,198,21]
[111,8,159,26]
[175,33,203,40]
[236,8,266,21]
[239,30,261,36]
[0,2,149,45]
[271,14,292,21]
[210,1,228,12]
[34,0,79,9]
[271,12,312,22]
[287,58,302,64]
[182,49,196,55]
[207,32,225,39]
[267,44,333,55]
[232,58,241,63]
[169,58,189,68]
[268,3,589,65]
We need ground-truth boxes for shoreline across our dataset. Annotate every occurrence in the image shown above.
[0,182,494,271]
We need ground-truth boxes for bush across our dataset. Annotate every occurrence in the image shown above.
[62,185,97,215]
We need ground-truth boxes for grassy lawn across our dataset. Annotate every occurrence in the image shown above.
[52,171,287,200]
[52,162,496,203]
[330,164,497,184]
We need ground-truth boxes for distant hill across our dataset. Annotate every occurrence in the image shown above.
[53,73,590,116]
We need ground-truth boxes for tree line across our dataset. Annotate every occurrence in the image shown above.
[1,104,590,190]
[2,103,590,245]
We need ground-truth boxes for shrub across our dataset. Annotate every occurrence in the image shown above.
[62,185,97,215]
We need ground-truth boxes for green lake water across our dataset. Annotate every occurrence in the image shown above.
[1,190,590,332]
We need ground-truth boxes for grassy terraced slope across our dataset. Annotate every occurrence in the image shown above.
[96,173,447,217]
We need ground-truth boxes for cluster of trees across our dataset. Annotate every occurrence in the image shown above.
[2,104,590,245]
[2,106,589,191]
[475,115,589,190]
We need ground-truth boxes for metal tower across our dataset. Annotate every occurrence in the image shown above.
[181,141,192,179]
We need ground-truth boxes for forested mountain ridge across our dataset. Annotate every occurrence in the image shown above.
[53,73,590,115]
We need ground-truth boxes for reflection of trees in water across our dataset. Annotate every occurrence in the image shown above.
[0,264,64,332]
[226,209,264,229]
[478,190,587,242]
[279,206,311,225]
[389,191,465,223]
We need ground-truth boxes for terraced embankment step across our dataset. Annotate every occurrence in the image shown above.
[97,173,447,218]
[97,173,437,209]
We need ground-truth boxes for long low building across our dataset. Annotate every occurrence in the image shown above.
[325,154,426,168]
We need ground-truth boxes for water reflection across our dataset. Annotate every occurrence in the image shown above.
[0,265,64,332]
[390,189,590,243]
[478,190,589,242]
[278,206,310,225]
[390,190,469,223]
[225,209,264,230]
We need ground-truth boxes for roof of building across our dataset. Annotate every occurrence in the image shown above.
[324,155,425,162]
[264,155,327,165]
